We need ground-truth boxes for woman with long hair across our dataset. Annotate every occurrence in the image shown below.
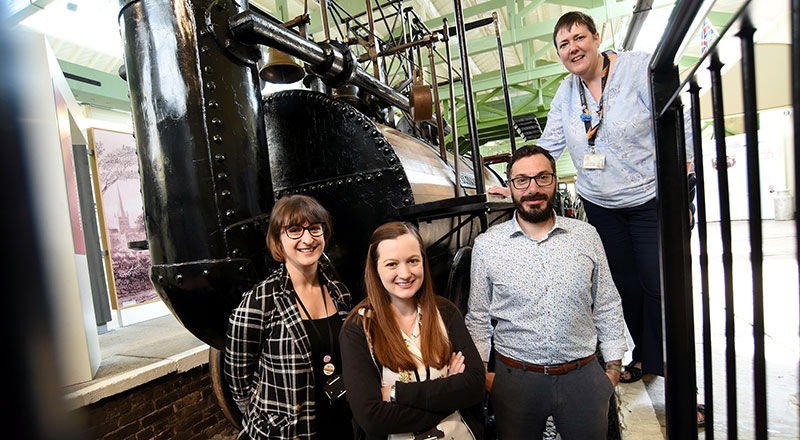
[225,195,353,439]
[340,222,484,439]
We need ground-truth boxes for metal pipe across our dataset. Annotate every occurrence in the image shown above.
[230,11,410,111]
[738,21,767,439]
[429,44,446,160]
[405,6,432,34]
[414,44,423,81]
[375,0,399,53]
[348,11,401,31]
[444,17,461,199]
[401,4,414,80]
[357,35,433,63]
[320,0,332,41]
[401,5,418,136]
[493,12,516,152]
[433,46,462,80]
[441,16,494,36]
[282,13,310,30]
[709,53,738,437]
[343,0,402,23]
[365,0,381,78]
[451,0,485,202]
[436,76,463,88]
[689,80,714,440]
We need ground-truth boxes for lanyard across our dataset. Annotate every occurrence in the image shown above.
[412,366,432,382]
[293,281,335,358]
[578,52,611,148]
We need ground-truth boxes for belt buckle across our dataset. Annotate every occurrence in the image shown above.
[543,365,552,375]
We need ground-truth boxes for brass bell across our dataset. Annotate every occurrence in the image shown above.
[409,69,432,122]
[259,48,304,84]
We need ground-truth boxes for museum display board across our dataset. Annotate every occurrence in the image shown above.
[88,128,159,309]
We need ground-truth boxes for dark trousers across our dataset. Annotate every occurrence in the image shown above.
[582,197,664,376]
[491,359,613,440]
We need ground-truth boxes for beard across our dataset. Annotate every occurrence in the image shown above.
[512,191,555,224]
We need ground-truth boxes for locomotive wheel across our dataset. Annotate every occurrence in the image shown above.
[444,246,472,315]
[208,347,243,430]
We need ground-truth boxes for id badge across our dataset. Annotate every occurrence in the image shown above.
[583,153,606,170]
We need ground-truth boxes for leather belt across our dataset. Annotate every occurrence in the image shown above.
[496,353,595,375]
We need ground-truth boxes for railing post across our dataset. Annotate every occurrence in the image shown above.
[709,52,739,439]
[737,19,767,440]
[650,63,698,440]
[688,80,714,439]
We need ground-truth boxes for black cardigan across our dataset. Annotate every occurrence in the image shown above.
[339,297,485,439]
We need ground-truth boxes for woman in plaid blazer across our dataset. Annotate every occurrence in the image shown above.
[225,195,353,439]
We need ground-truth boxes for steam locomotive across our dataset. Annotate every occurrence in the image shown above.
[117,0,513,425]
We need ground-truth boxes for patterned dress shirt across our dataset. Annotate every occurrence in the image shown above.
[465,214,627,365]
[537,51,693,209]
[225,261,351,440]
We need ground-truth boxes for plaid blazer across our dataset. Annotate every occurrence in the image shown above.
[224,261,351,439]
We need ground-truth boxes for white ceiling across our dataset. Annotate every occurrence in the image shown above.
[20,0,124,74]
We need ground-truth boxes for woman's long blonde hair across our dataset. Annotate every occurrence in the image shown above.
[345,222,450,372]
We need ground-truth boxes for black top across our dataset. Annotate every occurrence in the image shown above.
[339,297,485,440]
[303,313,353,438]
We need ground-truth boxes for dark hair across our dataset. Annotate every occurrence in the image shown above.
[553,11,598,47]
[345,222,450,372]
[507,144,557,179]
[266,195,333,262]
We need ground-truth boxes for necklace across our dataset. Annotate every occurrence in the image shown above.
[293,279,337,376]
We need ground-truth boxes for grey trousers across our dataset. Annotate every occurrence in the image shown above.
[491,358,614,440]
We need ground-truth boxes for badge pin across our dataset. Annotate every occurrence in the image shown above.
[323,355,332,363]
[323,363,336,376]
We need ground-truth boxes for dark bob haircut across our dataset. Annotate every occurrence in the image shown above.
[266,195,333,262]
[552,11,598,47]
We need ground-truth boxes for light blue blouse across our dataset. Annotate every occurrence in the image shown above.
[538,51,693,209]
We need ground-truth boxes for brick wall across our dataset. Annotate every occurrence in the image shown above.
[75,365,239,440]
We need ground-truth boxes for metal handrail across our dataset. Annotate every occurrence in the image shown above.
[650,0,755,117]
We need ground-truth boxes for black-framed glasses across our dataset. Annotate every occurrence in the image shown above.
[283,223,325,239]
[509,173,556,190]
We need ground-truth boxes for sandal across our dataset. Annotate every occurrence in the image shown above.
[619,361,644,383]
[697,404,706,428]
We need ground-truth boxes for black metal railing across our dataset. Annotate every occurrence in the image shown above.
[650,0,797,438]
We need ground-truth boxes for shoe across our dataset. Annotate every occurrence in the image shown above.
[619,361,644,383]
[697,404,706,428]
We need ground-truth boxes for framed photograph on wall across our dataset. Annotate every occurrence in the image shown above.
[88,128,159,309]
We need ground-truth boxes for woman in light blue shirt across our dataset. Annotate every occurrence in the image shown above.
[537,11,692,388]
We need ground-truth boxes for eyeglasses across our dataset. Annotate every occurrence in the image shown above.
[283,223,325,239]
[509,173,556,190]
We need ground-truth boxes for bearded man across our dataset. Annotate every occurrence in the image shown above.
[465,144,627,439]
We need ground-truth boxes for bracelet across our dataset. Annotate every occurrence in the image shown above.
[605,363,622,373]
[390,384,396,402]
